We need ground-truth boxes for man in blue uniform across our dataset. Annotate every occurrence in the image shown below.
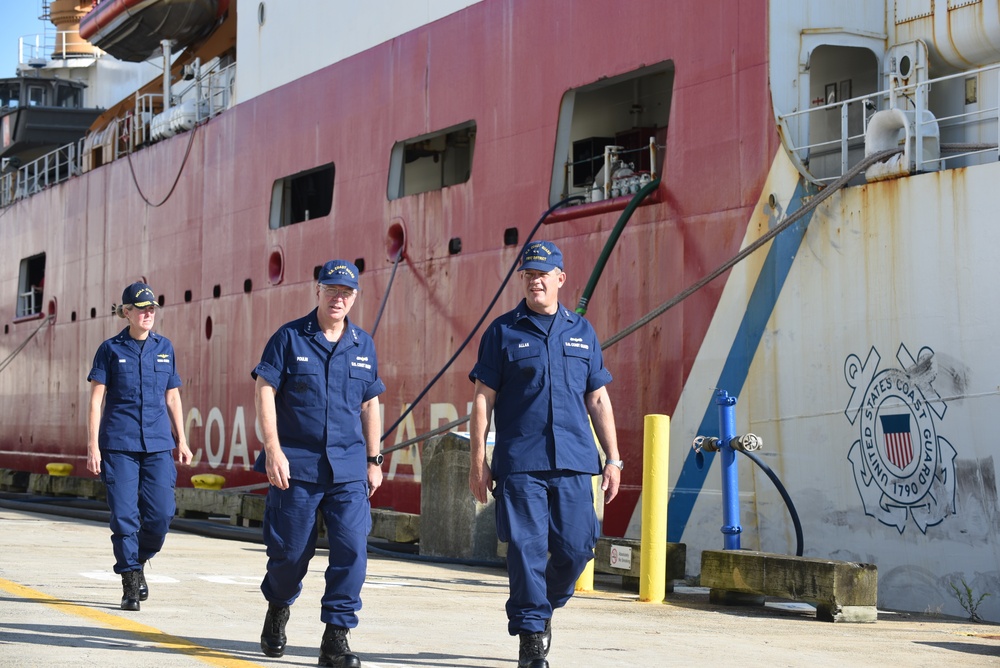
[469,241,622,668]
[252,260,386,668]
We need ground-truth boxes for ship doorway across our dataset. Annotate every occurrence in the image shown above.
[550,61,673,205]
[804,45,879,182]
[16,253,45,319]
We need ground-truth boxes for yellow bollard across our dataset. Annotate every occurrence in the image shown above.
[576,419,603,592]
[191,473,226,490]
[640,414,670,603]
[575,471,601,592]
[46,463,74,477]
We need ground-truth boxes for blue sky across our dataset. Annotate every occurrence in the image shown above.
[0,3,51,77]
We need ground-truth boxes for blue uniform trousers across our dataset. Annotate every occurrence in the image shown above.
[261,479,371,628]
[101,449,177,573]
[495,471,600,636]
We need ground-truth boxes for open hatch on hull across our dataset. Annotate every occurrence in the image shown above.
[550,60,673,206]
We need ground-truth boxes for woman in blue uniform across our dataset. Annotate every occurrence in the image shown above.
[86,281,192,611]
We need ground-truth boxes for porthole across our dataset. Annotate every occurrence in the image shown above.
[269,248,284,285]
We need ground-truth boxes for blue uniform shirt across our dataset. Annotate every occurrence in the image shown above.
[87,328,183,453]
[469,300,613,479]
[252,309,386,485]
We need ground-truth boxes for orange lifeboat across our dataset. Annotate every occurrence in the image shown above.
[79,0,229,62]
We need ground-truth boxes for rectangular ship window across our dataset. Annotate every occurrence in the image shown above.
[0,81,20,108]
[27,85,47,107]
[269,163,335,229]
[56,83,82,109]
[387,121,476,200]
[550,61,673,206]
[16,253,45,318]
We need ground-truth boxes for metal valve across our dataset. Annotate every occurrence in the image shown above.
[692,435,721,453]
[733,433,762,452]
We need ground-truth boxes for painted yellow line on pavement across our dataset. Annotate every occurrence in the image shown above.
[0,577,265,667]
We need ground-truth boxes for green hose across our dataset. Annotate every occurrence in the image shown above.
[575,177,661,315]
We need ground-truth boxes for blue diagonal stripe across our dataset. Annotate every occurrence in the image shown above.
[668,178,815,543]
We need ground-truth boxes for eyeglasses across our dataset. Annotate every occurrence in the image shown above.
[521,269,559,282]
[126,305,157,313]
[319,285,357,300]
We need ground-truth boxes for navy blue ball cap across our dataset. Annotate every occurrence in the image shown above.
[122,282,158,308]
[518,240,563,272]
[318,260,360,290]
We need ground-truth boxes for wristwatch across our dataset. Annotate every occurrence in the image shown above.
[367,454,384,465]
[605,459,624,471]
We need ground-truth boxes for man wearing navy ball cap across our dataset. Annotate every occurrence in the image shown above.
[252,259,385,667]
[469,240,622,668]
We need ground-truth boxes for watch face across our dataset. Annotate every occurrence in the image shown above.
[369,454,384,465]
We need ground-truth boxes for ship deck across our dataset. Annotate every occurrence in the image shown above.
[0,502,997,667]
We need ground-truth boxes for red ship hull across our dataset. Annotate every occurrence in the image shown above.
[1,0,775,537]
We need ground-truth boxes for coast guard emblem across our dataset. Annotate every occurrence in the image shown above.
[843,344,957,534]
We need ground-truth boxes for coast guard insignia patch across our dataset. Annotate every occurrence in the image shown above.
[843,344,957,534]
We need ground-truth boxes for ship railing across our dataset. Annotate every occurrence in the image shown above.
[18,30,101,66]
[16,287,43,319]
[0,59,237,208]
[174,60,237,121]
[777,61,1000,185]
[0,139,84,208]
[128,59,236,151]
[131,92,164,151]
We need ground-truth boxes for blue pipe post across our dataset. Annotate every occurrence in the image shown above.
[715,389,741,550]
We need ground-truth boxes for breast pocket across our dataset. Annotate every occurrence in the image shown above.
[285,361,323,407]
[506,344,544,389]
[154,364,171,393]
[109,366,138,401]
[348,364,374,404]
[563,343,591,391]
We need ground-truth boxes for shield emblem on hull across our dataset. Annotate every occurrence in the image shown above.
[879,413,914,470]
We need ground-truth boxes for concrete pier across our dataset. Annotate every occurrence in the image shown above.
[2,501,999,667]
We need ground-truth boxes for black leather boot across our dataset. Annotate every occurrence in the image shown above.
[318,624,361,668]
[260,602,290,657]
[542,618,551,656]
[518,631,549,668]
[137,562,149,601]
[120,570,141,611]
